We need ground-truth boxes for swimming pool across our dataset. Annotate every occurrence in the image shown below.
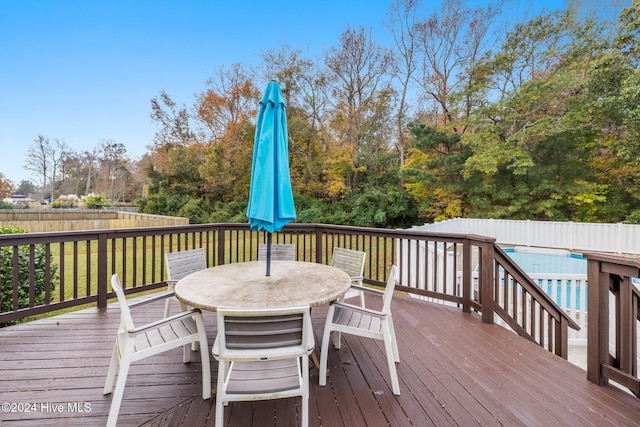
[502,247,587,311]
[503,247,587,274]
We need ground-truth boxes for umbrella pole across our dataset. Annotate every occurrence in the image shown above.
[266,233,272,276]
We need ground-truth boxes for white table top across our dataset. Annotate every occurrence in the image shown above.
[174,261,352,311]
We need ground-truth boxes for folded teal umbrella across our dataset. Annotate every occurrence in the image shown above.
[247,81,296,275]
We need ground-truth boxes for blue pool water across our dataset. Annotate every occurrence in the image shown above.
[503,248,587,275]
[503,248,587,310]
[501,248,638,311]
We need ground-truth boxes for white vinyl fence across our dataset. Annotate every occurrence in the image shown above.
[415,218,640,255]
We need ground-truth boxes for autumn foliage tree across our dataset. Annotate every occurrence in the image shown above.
[325,26,395,198]
[0,173,13,200]
[197,64,260,202]
[130,0,640,227]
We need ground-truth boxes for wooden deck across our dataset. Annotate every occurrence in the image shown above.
[1,293,639,426]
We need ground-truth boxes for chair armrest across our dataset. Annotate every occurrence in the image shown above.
[351,285,384,297]
[128,290,176,309]
[332,301,386,318]
[128,308,202,335]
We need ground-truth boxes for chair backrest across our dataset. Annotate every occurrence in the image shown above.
[216,306,310,359]
[111,274,135,332]
[381,265,399,314]
[165,248,207,281]
[258,244,295,261]
[330,247,366,279]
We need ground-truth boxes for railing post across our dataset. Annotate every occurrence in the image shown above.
[556,317,569,359]
[585,253,640,396]
[217,225,226,266]
[480,242,495,323]
[586,257,610,386]
[315,225,324,263]
[462,239,472,313]
[97,233,108,311]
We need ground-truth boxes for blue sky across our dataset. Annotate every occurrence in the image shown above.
[0,0,582,185]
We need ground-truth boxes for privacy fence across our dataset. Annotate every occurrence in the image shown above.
[418,218,640,255]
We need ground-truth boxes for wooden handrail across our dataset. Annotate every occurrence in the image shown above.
[492,246,580,358]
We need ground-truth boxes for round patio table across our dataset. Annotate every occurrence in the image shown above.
[174,260,351,311]
[174,260,351,372]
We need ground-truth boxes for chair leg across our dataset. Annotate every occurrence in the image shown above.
[215,365,227,427]
[106,343,134,427]
[195,315,212,399]
[319,305,335,387]
[163,298,171,318]
[301,355,309,427]
[331,331,342,349]
[163,283,174,318]
[183,343,192,364]
[389,316,400,363]
[103,343,119,395]
[382,320,400,395]
[191,311,199,351]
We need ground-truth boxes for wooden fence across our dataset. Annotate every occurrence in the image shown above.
[0,210,188,232]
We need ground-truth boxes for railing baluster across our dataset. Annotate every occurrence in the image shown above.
[44,243,51,305]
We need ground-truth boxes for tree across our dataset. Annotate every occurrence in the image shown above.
[98,140,133,203]
[460,6,637,221]
[261,46,330,198]
[0,173,13,199]
[612,0,640,167]
[24,136,67,201]
[414,0,500,133]
[24,135,51,201]
[49,139,68,200]
[15,180,36,196]
[402,123,472,221]
[83,147,100,196]
[197,64,259,201]
[325,26,395,196]
[386,0,422,166]
[150,90,196,149]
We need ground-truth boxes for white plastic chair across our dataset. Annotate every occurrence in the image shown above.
[258,243,295,261]
[330,247,366,306]
[164,248,207,317]
[212,305,314,427]
[319,265,401,395]
[104,274,211,427]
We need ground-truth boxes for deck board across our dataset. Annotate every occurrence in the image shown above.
[1,293,639,426]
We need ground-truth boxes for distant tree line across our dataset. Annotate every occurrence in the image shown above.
[16,136,141,204]
[11,0,640,227]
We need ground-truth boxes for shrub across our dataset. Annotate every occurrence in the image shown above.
[80,193,112,209]
[50,194,79,209]
[50,199,74,209]
[0,226,59,326]
[624,210,640,224]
